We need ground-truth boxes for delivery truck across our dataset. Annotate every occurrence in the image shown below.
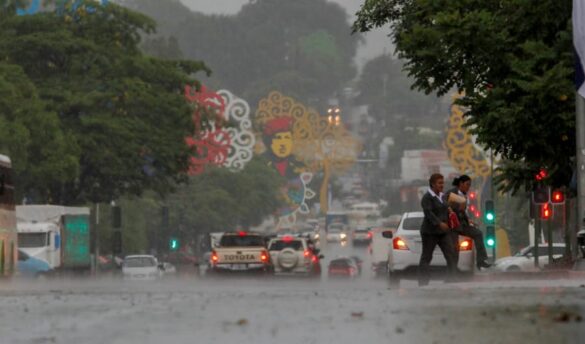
[16,205,91,274]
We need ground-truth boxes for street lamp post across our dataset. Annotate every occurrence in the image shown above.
[319,107,342,214]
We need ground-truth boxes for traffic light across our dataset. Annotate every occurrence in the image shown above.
[532,186,550,204]
[540,203,552,220]
[484,200,495,224]
[551,189,565,204]
[169,237,179,251]
[535,169,548,181]
[112,231,122,255]
[468,191,480,219]
[485,226,496,248]
[112,206,122,228]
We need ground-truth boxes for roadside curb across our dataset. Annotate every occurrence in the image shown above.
[472,270,585,282]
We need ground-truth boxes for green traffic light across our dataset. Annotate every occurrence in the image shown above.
[486,213,495,222]
[169,238,179,250]
[486,238,495,247]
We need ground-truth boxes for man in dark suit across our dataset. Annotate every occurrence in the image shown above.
[419,173,457,287]
[444,175,491,270]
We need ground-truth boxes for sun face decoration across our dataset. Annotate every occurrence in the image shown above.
[445,94,490,179]
[255,92,361,225]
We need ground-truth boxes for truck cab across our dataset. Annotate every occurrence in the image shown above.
[16,205,91,273]
[17,221,61,269]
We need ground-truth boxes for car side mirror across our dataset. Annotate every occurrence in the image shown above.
[382,231,393,239]
[158,263,165,271]
[319,254,325,259]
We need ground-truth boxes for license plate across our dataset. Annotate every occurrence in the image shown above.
[231,264,247,270]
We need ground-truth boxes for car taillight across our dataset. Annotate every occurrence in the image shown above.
[367,232,373,238]
[304,250,311,258]
[260,250,269,263]
[459,239,473,251]
[393,237,409,250]
[211,250,219,264]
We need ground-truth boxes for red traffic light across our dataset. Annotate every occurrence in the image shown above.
[540,203,552,220]
[535,169,548,181]
[469,192,477,200]
[551,190,565,204]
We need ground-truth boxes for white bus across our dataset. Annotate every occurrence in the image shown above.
[0,155,17,278]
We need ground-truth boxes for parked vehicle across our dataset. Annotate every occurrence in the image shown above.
[17,205,91,275]
[16,249,51,278]
[494,244,565,272]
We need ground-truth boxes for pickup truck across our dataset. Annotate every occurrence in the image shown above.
[209,232,272,274]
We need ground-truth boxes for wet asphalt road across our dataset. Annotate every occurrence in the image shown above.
[1,241,585,344]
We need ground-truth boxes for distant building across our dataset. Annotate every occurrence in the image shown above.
[400,150,458,183]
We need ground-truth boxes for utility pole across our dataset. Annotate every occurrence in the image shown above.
[490,149,496,260]
[576,94,585,256]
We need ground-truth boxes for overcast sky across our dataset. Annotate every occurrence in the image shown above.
[179,0,393,69]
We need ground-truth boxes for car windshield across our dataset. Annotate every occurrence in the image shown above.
[402,217,424,230]
[269,240,303,251]
[220,235,265,247]
[17,232,48,248]
[124,257,156,268]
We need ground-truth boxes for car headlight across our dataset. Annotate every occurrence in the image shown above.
[340,233,347,239]
[315,234,320,239]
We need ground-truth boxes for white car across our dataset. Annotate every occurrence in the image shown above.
[386,212,475,285]
[326,225,347,243]
[494,244,565,272]
[122,255,162,281]
[268,236,322,277]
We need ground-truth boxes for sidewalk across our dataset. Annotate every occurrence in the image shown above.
[472,269,585,282]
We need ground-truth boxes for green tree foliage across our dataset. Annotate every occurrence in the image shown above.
[96,157,284,254]
[354,0,574,192]
[0,1,210,203]
[0,62,79,202]
[166,157,284,234]
[127,0,359,105]
[141,36,183,60]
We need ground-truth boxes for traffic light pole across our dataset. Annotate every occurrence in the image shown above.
[576,94,585,252]
[546,212,554,265]
[534,217,540,269]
